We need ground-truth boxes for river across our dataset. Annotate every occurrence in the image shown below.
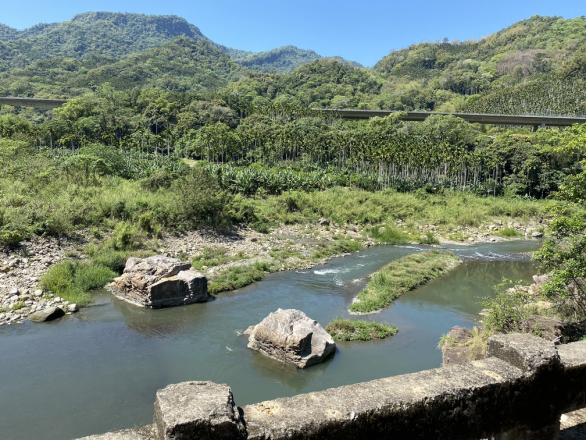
[0,241,540,439]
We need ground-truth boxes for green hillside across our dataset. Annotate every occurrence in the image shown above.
[1,13,586,114]
[371,15,586,114]
[0,12,206,70]
[0,37,248,97]
[226,58,381,108]
[236,45,363,74]
[0,12,359,74]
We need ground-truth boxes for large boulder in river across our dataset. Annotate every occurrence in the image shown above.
[245,309,336,369]
[110,255,207,309]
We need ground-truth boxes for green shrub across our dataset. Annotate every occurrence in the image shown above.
[368,224,410,244]
[108,221,143,251]
[137,211,162,237]
[418,231,440,245]
[495,227,523,238]
[482,279,532,333]
[0,228,24,248]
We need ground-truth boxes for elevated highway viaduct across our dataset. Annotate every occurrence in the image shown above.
[315,109,586,130]
[0,97,67,111]
[2,97,586,130]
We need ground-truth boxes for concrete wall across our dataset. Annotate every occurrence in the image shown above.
[80,334,586,440]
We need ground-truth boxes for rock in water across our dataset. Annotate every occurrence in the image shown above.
[29,307,65,322]
[110,256,207,308]
[247,309,336,368]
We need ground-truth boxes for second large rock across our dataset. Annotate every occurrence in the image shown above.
[245,309,336,368]
[110,255,207,308]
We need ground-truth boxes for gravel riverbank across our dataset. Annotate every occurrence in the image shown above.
[0,218,543,326]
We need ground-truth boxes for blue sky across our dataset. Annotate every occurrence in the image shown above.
[2,1,584,66]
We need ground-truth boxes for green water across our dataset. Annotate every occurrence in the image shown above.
[0,241,539,439]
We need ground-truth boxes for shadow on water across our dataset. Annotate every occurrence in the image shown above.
[0,240,541,440]
[248,349,336,394]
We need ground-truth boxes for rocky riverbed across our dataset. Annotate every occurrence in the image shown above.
[0,236,84,326]
[0,218,544,326]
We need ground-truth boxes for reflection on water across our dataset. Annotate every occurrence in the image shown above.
[0,241,540,440]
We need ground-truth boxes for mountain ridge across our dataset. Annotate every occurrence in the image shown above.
[0,11,360,74]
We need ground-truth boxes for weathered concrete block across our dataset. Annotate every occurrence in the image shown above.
[487,333,560,374]
[243,357,526,440]
[559,340,586,413]
[247,309,336,369]
[153,381,246,440]
[77,425,156,439]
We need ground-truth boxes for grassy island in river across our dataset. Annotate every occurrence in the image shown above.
[349,250,461,314]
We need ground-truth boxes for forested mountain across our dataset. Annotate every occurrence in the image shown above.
[1,13,586,114]
[225,59,381,108]
[0,37,248,97]
[0,24,19,40]
[235,45,363,74]
[371,15,586,113]
[0,12,357,74]
[0,12,207,70]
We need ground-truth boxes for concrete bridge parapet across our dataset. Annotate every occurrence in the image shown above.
[79,334,586,440]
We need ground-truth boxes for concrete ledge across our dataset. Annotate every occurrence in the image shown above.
[78,334,586,440]
[244,358,526,439]
[77,425,156,439]
[153,381,246,440]
[559,340,586,413]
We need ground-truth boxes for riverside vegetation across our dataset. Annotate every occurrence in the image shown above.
[0,12,584,331]
[441,125,586,354]
[349,251,462,314]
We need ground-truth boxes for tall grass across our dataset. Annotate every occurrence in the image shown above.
[40,261,117,306]
[349,251,461,314]
[208,262,272,294]
[251,188,553,232]
[325,316,398,341]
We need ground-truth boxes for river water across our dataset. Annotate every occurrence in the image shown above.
[0,241,540,439]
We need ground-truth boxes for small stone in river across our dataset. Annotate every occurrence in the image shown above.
[67,304,79,313]
[532,231,543,238]
[29,307,65,322]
